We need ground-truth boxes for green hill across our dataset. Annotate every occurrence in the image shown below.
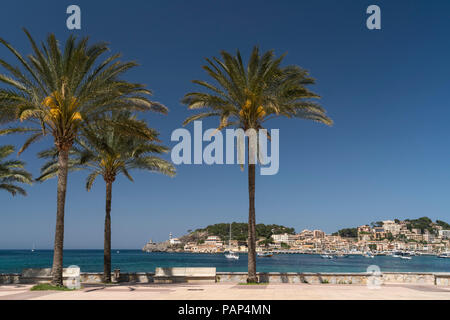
[191,222,295,242]
[333,217,450,238]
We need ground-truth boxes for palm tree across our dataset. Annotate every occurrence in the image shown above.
[0,145,32,196]
[182,47,332,282]
[0,29,166,285]
[38,111,175,282]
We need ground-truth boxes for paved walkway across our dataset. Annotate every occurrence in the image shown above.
[0,283,449,300]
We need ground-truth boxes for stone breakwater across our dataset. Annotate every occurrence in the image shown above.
[1,271,449,286]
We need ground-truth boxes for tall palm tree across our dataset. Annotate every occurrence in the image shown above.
[0,29,166,285]
[38,111,175,282]
[0,145,32,196]
[182,47,332,282]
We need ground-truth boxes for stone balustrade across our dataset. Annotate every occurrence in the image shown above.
[1,270,450,286]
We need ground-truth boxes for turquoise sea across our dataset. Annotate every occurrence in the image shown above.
[0,250,449,274]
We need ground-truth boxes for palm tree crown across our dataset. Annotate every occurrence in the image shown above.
[37,111,176,185]
[0,29,167,151]
[182,46,332,131]
[0,145,32,196]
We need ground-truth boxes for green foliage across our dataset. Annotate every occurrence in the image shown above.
[259,237,274,247]
[36,111,175,184]
[195,222,294,242]
[30,284,75,291]
[182,45,332,135]
[280,242,290,249]
[0,29,165,154]
[0,145,32,196]
[436,220,450,230]
[405,217,435,234]
[336,228,358,238]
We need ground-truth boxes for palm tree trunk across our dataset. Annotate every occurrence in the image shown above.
[247,162,257,283]
[103,181,112,283]
[51,148,69,286]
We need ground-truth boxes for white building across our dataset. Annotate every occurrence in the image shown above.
[169,232,181,245]
[272,233,296,244]
[439,230,450,239]
[382,220,401,235]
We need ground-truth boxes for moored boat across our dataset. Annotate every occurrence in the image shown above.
[224,223,239,260]
[258,252,273,258]
[225,251,239,260]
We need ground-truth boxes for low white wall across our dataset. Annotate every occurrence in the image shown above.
[1,271,450,286]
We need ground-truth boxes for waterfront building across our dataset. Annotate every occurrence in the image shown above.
[205,236,223,247]
[272,233,297,245]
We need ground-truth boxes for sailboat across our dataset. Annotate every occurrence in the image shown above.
[224,223,239,260]
[31,243,35,252]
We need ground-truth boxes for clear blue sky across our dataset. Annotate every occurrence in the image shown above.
[1,0,450,249]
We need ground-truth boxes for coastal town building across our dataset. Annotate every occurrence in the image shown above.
[163,219,450,255]
[439,230,450,239]
[272,233,297,245]
[382,220,401,235]
[313,230,325,239]
[169,232,181,245]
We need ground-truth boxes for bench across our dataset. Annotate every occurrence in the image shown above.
[154,267,216,283]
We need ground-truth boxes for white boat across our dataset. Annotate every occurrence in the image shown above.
[224,223,239,260]
[225,251,239,260]
[31,243,35,252]
[437,252,450,259]
[363,252,374,258]
[400,256,412,260]
[258,252,273,258]
[321,254,334,259]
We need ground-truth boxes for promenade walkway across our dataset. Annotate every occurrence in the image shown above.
[0,283,449,300]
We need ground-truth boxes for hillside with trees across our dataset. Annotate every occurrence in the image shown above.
[188,222,295,243]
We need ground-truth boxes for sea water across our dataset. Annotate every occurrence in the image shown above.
[0,250,449,274]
